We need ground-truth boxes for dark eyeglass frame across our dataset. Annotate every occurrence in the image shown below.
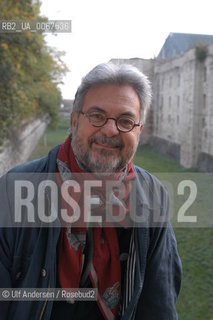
[79,111,141,133]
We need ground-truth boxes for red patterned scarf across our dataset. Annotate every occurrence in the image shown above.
[57,136,136,319]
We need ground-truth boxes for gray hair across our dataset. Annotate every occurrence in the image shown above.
[72,62,152,124]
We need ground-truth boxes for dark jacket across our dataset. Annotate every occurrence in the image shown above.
[0,145,182,319]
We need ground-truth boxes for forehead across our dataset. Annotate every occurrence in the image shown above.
[82,84,141,117]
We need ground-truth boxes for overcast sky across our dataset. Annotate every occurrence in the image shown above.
[40,0,213,99]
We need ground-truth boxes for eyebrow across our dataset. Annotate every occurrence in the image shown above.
[86,105,137,119]
[86,106,106,113]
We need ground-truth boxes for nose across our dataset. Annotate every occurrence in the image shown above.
[99,118,119,137]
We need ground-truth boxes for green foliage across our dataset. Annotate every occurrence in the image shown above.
[0,0,67,144]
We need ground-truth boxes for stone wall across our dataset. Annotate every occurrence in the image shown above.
[153,44,213,170]
[200,46,213,157]
[153,49,196,167]
[0,118,48,176]
[150,136,180,161]
[197,153,213,172]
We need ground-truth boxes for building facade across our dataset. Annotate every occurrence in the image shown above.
[111,33,213,171]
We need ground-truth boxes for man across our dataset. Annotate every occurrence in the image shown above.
[0,62,182,319]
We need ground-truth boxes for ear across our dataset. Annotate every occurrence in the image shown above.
[139,123,143,134]
[71,111,78,131]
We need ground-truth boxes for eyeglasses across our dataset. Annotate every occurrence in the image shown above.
[79,111,141,133]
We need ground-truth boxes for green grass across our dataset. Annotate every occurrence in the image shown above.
[135,146,213,320]
[134,144,187,172]
[29,115,70,160]
[176,228,213,320]
[30,115,213,320]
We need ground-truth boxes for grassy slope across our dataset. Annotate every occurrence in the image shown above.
[31,116,213,320]
[29,115,70,160]
[135,145,213,320]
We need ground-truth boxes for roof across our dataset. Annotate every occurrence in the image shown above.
[157,32,213,59]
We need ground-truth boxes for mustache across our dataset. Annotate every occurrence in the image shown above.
[89,135,124,148]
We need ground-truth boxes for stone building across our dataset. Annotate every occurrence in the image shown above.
[111,32,213,171]
[111,58,155,144]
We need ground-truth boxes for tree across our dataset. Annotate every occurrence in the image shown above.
[0,0,67,144]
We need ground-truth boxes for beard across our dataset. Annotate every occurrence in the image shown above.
[71,131,137,173]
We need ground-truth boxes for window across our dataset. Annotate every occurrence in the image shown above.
[202,118,206,128]
[177,96,180,108]
[204,67,207,82]
[177,115,179,124]
[161,77,164,90]
[203,94,206,109]
[169,76,172,88]
[169,96,171,108]
[177,74,180,86]
[160,95,164,110]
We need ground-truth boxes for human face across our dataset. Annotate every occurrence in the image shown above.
[71,84,143,173]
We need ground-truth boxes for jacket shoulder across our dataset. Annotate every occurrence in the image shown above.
[133,165,166,192]
[9,156,48,173]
